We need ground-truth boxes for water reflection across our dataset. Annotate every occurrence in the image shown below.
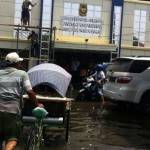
[69,102,150,150]
[18,101,150,150]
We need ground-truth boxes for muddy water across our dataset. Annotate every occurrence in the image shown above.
[18,102,150,150]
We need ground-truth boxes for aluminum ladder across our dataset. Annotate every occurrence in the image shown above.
[39,29,51,63]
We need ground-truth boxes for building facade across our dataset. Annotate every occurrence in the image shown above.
[0,0,150,69]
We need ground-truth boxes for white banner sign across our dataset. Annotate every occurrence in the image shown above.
[61,16,103,36]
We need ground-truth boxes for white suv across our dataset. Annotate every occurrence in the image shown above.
[103,56,150,111]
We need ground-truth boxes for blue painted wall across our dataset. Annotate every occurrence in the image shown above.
[112,0,124,6]
[109,0,124,44]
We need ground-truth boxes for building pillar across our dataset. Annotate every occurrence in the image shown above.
[109,0,124,57]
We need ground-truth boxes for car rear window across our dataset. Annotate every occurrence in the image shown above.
[107,58,150,73]
[129,60,150,73]
[106,58,132,72]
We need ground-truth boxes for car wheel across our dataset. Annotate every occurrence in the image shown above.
[140,92,150,115]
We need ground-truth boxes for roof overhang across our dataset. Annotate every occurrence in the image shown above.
[55,41,117,52]
[0,37,117,53]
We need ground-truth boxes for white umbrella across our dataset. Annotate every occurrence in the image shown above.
[27,63,72,97]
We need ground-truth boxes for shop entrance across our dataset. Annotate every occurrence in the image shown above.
[54,51,111,90]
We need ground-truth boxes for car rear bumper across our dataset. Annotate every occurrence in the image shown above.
[103,84,136,103]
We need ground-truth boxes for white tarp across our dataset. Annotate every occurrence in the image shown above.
[28,63,72,97]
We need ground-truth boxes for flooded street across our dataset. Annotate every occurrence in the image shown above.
[67,102,150,150]
[18,101,150,150]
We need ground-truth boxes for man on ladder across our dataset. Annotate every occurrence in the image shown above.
[27,30,39,57]
[21,0,36,26]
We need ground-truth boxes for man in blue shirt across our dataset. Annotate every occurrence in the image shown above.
[93,64,106,105]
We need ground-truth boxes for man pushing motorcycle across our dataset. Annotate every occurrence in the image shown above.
[93,64,106,106]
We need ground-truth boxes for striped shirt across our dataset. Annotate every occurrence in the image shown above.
[0,67,32,115]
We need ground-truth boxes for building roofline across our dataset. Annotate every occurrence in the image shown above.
[125,0,150,5]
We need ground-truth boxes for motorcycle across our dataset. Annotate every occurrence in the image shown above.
[76,73,100,101]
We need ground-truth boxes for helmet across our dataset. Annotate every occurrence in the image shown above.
[95,64,103,71]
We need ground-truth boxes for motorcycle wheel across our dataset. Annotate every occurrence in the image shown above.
[76,92,86,101]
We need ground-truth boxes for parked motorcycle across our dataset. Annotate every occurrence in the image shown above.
[76,73,100,101]
[76,63,110,101]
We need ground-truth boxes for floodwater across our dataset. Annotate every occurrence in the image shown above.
[17,101,150,150]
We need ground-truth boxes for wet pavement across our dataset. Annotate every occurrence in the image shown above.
[17,101,150,150]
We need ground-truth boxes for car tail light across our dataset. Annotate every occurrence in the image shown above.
[116,76,132,84]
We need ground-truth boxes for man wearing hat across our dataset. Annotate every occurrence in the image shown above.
[0,52,38,150]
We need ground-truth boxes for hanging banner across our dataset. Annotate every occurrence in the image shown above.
[61,16,103,36]
[79,3,88,16]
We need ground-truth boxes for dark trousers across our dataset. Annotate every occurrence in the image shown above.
[31,42,39,57]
